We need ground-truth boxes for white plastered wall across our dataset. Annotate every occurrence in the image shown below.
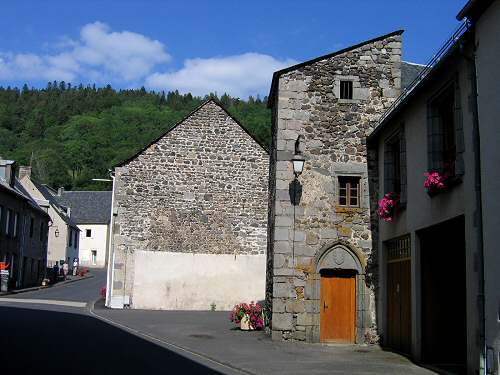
[131,251,266,310]
[78,224,108,268]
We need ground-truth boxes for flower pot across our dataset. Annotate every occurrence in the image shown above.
[240,314,254,331]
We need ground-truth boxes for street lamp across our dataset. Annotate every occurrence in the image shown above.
[292,154,305,177]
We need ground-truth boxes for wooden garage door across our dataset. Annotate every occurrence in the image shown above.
[320,271,356,343]
[386,236,411,354]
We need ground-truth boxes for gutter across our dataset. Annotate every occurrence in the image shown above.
[460,30,487,375]
[105,171,116,307]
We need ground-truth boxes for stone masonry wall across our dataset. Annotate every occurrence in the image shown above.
[111,100,269,306]
[269,32,402,342]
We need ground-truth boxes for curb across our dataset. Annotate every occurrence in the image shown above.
[0,274,94,296]
[88,298,256,375]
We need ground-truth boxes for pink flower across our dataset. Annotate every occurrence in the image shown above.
[424,171,447,191]
[377,192,399,222]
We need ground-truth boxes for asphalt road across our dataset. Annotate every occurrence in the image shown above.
[10,267,108,302]
[0,305,224,374]
[0,268,226,375]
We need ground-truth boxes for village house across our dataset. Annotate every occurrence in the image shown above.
[107,100,269,310]
[0,159,50,290]
[19,167,79,267]
[367,1,499,374]
[266,31,424,344]
[55,190,111,268]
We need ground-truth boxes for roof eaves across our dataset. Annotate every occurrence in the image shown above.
[267,29,404,108]
[368,44,460,144]
[456,0,493,21]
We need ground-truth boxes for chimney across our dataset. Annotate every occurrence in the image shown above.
[58,187,64,196]
[18,166,32,180]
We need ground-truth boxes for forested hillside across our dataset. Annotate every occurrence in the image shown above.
[0,82,271,190]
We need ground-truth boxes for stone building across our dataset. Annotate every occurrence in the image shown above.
[107,100,269,310]
[266,31,423,343]
[0,159,50,290]
[368,1,500,373]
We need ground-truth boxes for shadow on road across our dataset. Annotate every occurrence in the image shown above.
[0,306,224,375]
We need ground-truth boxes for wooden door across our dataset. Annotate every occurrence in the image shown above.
[387,259,412,354]
[320,271,356,343]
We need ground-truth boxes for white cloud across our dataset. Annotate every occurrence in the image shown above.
[0,21,170,84]
[145,53,296,98]
[0,23,296,97]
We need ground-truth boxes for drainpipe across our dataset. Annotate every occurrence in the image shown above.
[105,170,116,307]
[460,30,486,374]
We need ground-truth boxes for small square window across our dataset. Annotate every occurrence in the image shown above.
[86,229,92,237]
[340,81,353,100]
[338,176,361,207]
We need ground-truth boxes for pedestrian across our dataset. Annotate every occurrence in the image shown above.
[62,262,69,280]
[72,258,78,276]
[52,262,59,284]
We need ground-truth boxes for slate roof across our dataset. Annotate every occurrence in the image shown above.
[0,177,50,219]
[30,179,80,228]
[401,61,425,90]
[56,191,112,225]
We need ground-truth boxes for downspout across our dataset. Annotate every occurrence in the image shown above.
[461,29,486,374]
[105,170,116,307]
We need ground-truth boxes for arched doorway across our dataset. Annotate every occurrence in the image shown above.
[316,244,363,343]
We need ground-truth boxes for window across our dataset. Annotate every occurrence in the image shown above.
[338,176,360,207]
[384,126,407,203]
[5,209,11,235]
[13,213,18,238]
[69,229,73,246]
[91,250,97,265]
[29,217,34,238]
[75,231,78,248]
[86,229,92,238]
[340,80,353,100]
[427,79,464,177]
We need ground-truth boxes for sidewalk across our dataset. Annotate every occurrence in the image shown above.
[92,303,436,375]
[0,274,93,297]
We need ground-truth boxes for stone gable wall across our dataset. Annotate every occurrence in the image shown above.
[110,101,269,306]
[115,101,269,255]
[269,33,402,342]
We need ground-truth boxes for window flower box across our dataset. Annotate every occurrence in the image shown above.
[424,171,449,196]
[377,192,400,222]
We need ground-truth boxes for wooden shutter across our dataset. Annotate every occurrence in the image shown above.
[427,103,444,172]
[399,125,407,204]
[454,77,465,176]
[384,142,394,194]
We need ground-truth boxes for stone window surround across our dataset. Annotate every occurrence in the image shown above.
[302,240,370,343]
[331,171,367,209]
[332,75,368,104]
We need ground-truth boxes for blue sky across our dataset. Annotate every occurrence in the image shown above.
[0,0,467,98]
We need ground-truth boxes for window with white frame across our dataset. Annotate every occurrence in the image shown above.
[338,176,361,207]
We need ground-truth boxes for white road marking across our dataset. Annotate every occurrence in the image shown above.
[0,298,87,308]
